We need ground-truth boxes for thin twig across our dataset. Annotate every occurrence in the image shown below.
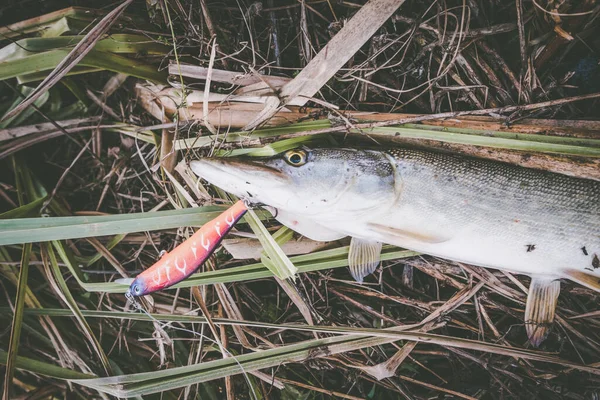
[1,0,134,122]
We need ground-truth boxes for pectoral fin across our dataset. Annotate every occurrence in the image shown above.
[367,223,449,245]
[348,238,382,283]
[525,277,560,347]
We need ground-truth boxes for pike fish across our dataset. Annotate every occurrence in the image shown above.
[190,147,600,346]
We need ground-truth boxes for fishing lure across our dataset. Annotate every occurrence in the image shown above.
[126,200,248,297]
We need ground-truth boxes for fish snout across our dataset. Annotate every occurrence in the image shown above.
[189,158,221,175]
[190,158,288,183]
[189,159,229,184]
[189,157,294,209]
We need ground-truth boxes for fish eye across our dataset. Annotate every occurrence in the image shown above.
[133,284,141,295]
[284,150,307,167]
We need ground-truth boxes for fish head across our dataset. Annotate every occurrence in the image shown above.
[190,147,398,220]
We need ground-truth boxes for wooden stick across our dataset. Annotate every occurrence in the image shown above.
[242,0,407,130]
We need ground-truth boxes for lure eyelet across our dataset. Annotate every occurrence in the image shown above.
[284,149,307,167]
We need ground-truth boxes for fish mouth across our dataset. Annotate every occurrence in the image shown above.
[190,158,287,180]
[189,157,289,200]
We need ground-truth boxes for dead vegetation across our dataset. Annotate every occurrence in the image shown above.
[1,0,600,399]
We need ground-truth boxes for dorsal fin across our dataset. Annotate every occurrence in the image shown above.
[525,277,560,347]
[348,238,382,283]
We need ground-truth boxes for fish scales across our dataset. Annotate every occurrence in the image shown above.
[380,148,599,277]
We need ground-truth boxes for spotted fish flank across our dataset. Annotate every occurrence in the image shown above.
[127,200,248,296]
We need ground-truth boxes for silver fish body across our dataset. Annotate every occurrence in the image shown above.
[366,148,599,279]
[191,147,600,345]
[190,147,600,287]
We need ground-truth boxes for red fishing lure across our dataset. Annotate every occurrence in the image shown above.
[127,200,247,297]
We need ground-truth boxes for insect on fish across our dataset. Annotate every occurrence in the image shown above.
[190,147,600,346]
[126,200,248,297]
